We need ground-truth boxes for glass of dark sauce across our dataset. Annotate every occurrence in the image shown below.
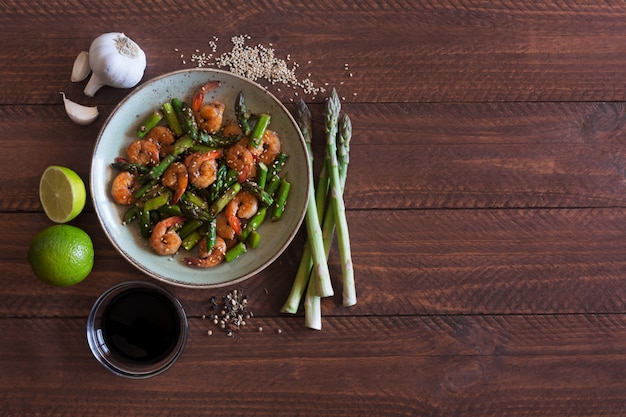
[87,281,188,378]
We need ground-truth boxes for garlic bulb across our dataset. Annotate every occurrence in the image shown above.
[61,92,99,125]
[84,32,146,97]
[71,51,91,82]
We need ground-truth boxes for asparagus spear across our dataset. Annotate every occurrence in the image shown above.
[300,100,333,298]
[249,113,271,148]
[137,111,163,138]
[280,100,331,316]
[162,102,184,136]
[320,112,355,306]
[304,274,322,330]
[326,89,356,307]
[338,114,351,189]
[177,101,198,140]
[320,113,351,256]
[235,91,252,136]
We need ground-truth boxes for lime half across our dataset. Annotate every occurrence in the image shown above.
[39,165,86,223]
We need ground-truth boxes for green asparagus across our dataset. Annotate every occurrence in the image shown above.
[235,91,252,136]
[137,111,163,138]
[326,89,355,306]
[250,113,271,148]
[281,99,329,320]
[162,102,184,136]
[282,91,356,326]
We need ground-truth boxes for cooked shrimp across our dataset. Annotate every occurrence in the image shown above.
[184,150,222,189]
[195,101,225,133]
[216,212,236,241]
[184,236,227,268]
[191,80,220,112]
[226,139,255,182]
[221,120,243,137]
[256,129,282,165]
[126,139,160,166]
[145,125,175,157]
[224,190,259,235]
[226,190,258,220]
[111,171,139,205]
[162,162,188,204]
[149,216,185,256]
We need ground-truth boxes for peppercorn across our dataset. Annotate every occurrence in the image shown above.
[204,288,254,336]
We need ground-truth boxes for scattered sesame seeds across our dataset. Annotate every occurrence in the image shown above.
[179,35,328,100]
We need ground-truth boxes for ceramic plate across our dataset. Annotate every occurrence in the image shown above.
[91,69,309,288]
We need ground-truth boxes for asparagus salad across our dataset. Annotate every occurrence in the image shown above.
[109,80,290,268]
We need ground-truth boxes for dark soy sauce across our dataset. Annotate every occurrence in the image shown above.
[101,287,181,364]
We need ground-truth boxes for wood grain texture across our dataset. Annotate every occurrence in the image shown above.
[2,1,626,416]
[2,316,626,416]
[5,1,626,103]
[2,102,625,212]
[5,207,625,318]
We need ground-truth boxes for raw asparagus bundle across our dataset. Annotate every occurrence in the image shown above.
[281,89,356,329]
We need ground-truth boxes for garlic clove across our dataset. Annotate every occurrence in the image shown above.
[71,51,91,82]
[60,92,99,125]
[83,73,107,98]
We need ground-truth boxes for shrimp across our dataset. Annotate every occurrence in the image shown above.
[195,101,225,134]
[191,80,223,133]
[226,139,255,182]
[126,139,160,166]
[224,190,259,235]
[255,129,282,165]
[184,236,227,268]
[221,120,243,137]
[184,150,222,189]
[149,216,185,256]
[216,212,236,241]
[162,162,188,204]
[233,190,259,221]
[145,125,175,157]
[111,171,139,205]
[191,80,220,112]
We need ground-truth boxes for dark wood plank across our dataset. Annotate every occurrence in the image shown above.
[2,102,625,213]
[1,315,626,416]
[5,206,625,318]
[5,1,626,103]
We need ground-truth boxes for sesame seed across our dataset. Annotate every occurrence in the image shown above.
[177,34,325,99]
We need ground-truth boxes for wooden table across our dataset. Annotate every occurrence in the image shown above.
[2,1,626,415]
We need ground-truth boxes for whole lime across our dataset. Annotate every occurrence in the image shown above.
[28,224,94,286]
